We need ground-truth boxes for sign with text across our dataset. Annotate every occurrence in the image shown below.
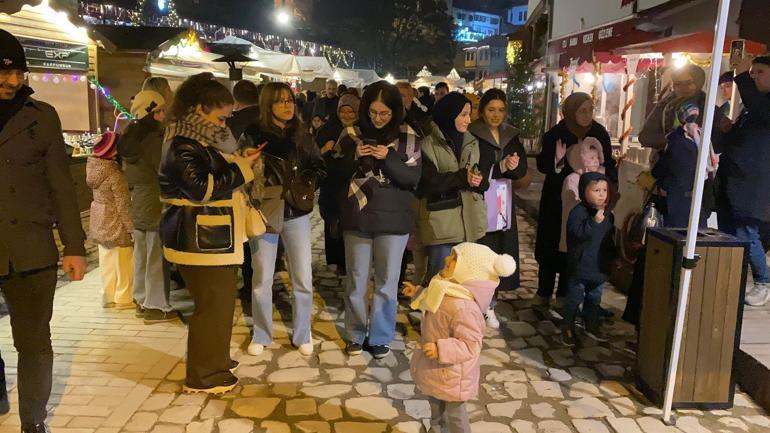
[17,37,89,71]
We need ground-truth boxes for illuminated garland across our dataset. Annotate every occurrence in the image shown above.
[81,2,354,68]
[89,78,134,122]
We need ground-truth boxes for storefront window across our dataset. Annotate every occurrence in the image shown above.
[29,72,90,131]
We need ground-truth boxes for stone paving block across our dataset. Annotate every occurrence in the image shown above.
[471,421,512,432]
[230,398,280,418]
[636,416,684,433]
[609,397,637,416]
[302,384,352,399]
[124,412,158,432]
[266,367,319,383]
[319,398,344,421]
[674,416,711,433]
[218,419,254,433]
[531,381,564,399]
[200,400,228,420]
[286,398,318,416]
[67,417,104,429]
[259,421,291,433]
[326,368,356,383]
[391,421,421,433]
[510,420,535,433]
[717,417,748,431]
[573,419,611,433]
[742,415,770,428]
[530,402,556,419]
[344,397,399,420]
[172,393,207,406]
[296,421,331,433]
[606,417,643,433]
[386,384,414,399]
[562,398,614,419]
[537,420,572,433]
[333,422,387,433]
[149,425,185,433]
[158,406,201,424]
[568,382,602,398]
[354,382,382,396]
[185,419,214,433]
[486,401,522,418]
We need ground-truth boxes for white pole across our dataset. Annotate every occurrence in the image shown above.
[661,0,731,424]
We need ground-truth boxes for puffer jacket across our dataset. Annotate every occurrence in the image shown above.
[417,122,489,246]
[159,133,254,266]
[410,279,496,402]
[86,157,134,248]
[239,123,326,223]
[329,124,422,235]
[118,115,164,231]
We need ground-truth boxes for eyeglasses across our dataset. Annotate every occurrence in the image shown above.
[273,99,294,106]
[0,70,28,81]
[369,109,393,120]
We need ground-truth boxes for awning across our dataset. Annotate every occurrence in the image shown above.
[611,31,768,55]
[547,18,659,69]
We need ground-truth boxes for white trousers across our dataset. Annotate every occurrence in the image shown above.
[98,245,134,306]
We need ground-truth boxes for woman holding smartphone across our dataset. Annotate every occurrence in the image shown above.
[329,81,422,359]
[239,82,326,357]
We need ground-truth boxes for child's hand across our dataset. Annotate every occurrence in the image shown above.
[402,282,419,298]
[423,342,438,360]
[594,208,605,223]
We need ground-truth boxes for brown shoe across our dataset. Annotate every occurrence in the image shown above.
[143,309,179,324]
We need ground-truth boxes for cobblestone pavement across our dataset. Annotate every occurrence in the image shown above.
[1,210,769,433]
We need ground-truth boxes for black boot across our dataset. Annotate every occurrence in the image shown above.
[21,424,49,433]
[0,354,9,415]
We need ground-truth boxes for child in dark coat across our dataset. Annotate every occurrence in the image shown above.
[561,172,614,346]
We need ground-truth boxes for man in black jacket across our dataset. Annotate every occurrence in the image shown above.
[312,79,340,123]
[227,80,261,140]
[227,80,262,321]
[719,55,770,306]
[0,29,87,433]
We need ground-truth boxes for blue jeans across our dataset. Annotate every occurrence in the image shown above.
[425,243,456,285]
[564,278,605,326]
[344,231,409,346]
[719,214,770,284]
[133,230,172,311]
[250,214,314,347]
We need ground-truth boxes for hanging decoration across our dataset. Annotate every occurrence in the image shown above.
[592,61,601,102]
[559,69,569,102]
[81,1,355,68]
[89,77,134,122]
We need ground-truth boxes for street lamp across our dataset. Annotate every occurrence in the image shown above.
[213,52,256,81]
[276,10,291,26]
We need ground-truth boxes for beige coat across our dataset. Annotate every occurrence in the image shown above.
[86,157,134,248]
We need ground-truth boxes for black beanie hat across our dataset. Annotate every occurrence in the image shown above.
[0,29,28,72]
[753,56,770,67]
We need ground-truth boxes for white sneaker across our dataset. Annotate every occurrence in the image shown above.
[485,308,500,329]
[298,342,314,356]
[247,342,264,356]
[746,283,770,307]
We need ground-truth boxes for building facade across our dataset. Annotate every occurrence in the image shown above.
[507,5,528,26]
[451,7,502,43]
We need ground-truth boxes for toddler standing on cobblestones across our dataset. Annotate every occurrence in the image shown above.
[86,132,135,309]
[405,242,515,433]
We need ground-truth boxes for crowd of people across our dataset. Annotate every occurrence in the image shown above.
[2,26,770,433]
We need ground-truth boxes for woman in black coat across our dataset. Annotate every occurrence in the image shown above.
[317,94,361,275]
[469,89,528,327]
[535,92,616,306]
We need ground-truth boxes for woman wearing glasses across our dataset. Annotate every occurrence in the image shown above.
[239,82,326,357]
[329,81,422,359]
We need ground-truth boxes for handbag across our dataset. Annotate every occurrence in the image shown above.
[485,177,513,232]
[284,163,317,213]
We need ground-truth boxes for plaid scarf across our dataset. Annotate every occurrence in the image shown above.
[163,113,237,154]
[336,125,421,211]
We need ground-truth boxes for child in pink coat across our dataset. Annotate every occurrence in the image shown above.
[404,243,516,433]
[559,137,606,253]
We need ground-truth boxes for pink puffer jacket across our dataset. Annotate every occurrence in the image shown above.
[410,279,496,402]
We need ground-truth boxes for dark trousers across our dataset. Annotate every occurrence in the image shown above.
[536,252,568,299]
[178,265,237,387]
[564,278,605,327]
[0,265,57,425]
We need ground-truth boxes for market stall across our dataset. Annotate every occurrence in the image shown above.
[0,0,102,211]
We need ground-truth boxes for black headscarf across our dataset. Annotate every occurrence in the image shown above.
[0,85,33,133]
[432,92,470,156]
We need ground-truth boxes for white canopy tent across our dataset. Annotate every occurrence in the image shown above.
[332,68,364,88]
[295,56,334,82]
[353,69,384,86]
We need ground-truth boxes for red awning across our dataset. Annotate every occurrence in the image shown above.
[611,32,768,55]
[547,18,659,69]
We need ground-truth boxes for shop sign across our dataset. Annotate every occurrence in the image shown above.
[17,37,89,71]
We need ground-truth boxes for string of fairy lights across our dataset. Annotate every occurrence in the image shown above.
[78,1,355,68]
